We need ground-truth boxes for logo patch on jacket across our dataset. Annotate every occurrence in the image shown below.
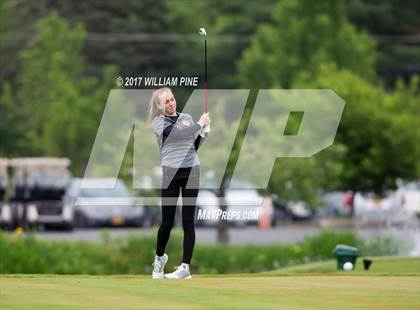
[181,120,191,127]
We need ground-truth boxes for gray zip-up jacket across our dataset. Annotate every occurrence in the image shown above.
[151,112,204,168]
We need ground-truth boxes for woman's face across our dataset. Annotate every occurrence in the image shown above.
[160,91,177,116]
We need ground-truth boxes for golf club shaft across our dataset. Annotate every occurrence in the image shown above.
[204,39,208,113]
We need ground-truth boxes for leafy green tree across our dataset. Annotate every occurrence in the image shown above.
[267,146,347,207]
[0,0,172,86]
[235,0,418,198]
[7,12,117,175]
[0,82,27,155]
[49,0,172,78]
[239,0,376,88]
[348,0,420,35]
[348,0,420,86]
[294,64,419,193]
[0,0,51,83]
[167,0,277,89]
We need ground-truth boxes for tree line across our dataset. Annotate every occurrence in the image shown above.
[0,0,418,200]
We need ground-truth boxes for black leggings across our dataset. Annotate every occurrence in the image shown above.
[156,166,200,264]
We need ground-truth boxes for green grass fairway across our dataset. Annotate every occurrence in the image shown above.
[1,257,419,309]
[264,256,420,276]
[1,274,419,309]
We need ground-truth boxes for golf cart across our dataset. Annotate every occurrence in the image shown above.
[9,157,73,230]
[0,158,13,229]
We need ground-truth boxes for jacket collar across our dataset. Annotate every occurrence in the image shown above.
[162,111,182,118]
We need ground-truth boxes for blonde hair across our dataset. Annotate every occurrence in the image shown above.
[148,87,173,122]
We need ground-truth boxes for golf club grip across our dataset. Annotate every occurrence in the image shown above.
[204,82,208,113]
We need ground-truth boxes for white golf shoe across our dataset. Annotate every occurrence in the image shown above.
[152,253,168,279]
[164,263,192,279]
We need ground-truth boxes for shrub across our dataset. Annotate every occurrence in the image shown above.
[0,229,402,274]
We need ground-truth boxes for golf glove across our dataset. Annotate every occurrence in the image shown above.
[199,124,211,137]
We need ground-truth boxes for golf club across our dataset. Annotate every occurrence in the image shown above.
[198,27,210,136]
